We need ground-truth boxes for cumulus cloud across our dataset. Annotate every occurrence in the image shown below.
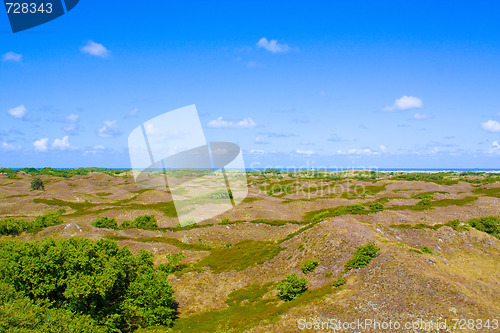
[255,137,269,145]
[259,131,297,138]
[383,96,423,111]
[81,41,110,58]
[256,38,290,53]
[336,148,379,156]
[207,117,257,128]
[413,113,432,120]
[1,142,21,151]
[63,114,80,133]
[2,51,22,62]
[33,138,49,152]
[328,134,344,142]
[97,120,122,138]
[7,105,27,118]
[83,145,106,156]
[249,149,265,154]
[481,120,500,132]
[295,149,315,155]
[52,136,70,150]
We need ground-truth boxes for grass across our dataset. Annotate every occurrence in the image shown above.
[171,282,337,332]
[104,235,212,251]
[302,204,367,222]
[411,191,450,199]
[389,219,468,231]
[195,240,284,273]
[472,186,500,198]
[94,192,113,196]
[387,196,478,211]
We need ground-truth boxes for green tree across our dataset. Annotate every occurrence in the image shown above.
[30,177,44,191]
[344,243,380,271]
[275,273,308,301]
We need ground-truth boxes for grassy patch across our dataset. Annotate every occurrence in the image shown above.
[94,192,113,197]
[196,240,284,273]
[302,204,367,222]
[104,235,212,251]
[472,187,500,198]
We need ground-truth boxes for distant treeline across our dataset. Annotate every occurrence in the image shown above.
[0,167,129,178]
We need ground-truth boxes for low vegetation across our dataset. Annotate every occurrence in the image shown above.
[0,210,65,236]
[468,216,500,239]
[275,273,308,301]
[344,243,380,271]
[30,177,44,191]
[0,238,178,332]
[301,259,319,274]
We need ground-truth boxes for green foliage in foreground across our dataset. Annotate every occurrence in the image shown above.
[0,209,65,236]
[30,177,44,191]
[275,273,308,301]
[0,238,177,332]
[468,216,500,239]
[301,259,319,274]
[344,243,380,271]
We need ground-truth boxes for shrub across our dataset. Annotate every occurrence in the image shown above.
[369,202,385,211]
[275,273,308,301]
[335,204,365,215]
[311,211,329,222]
[0,210,65,235]
[301,259,319,274]
[344,243,380,271]
[120,214,158,229]
[91,217,118,229]
[220,218,231,224]
[468,216,500,238]
[30,177,44,190]
[33,209,65,228]
[421,246,433,254]
[417,198,432,206]
[332,277,346,287]
[0,238,177,330]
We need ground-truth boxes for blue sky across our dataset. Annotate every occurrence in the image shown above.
[1,0,500,169]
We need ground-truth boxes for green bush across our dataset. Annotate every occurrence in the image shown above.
[369,202,385,211]
[416,198,432,206]
[120,214,158,229]
[0,238,177,331]
[30,177,44,190]
[301,259,319,274]
[275,273,308,301]
[468,216,500,238]
[421,246,433,254]
[344,243,380,271]
[0,210,65,236]
[332,277,346,287]
[311,211,329,222]
[91,216,118,229]
[335,204,365,215]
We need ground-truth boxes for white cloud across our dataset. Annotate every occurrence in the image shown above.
[250,149,265,154]
[97,120,122,138]
[295,149,314,155]
[52,136,70,150]
[256,38,290,54]
[383,96,423,111]
[207,117,257,128]
[255,137,269,144]
[126,108,138,117]
[481,120,500,132]
[413,113,431,120]
[81,41,110,58]
[379,145,387,152]
[83,145,106,156]
[33,138,49,152]
[63,114,80,133]
[2,52,22,62]
[336,148,379,156]
[1,142,21,151]
[7,105,27,118]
